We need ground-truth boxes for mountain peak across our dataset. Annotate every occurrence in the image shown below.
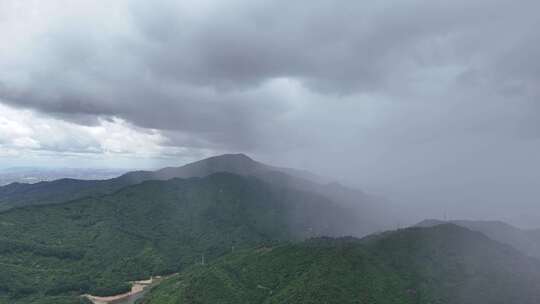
[415,219,447,227]
[208,153,255,162]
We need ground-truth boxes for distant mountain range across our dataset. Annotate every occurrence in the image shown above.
[0,154,392,234]
[0,167,126,186]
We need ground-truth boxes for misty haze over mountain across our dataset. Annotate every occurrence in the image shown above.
[2,154,540,303]
[2,1,539,229]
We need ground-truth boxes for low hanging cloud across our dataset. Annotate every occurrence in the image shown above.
[2,0,539,151]
[1,0,540,226]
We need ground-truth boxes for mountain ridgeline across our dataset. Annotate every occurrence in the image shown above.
[0,153,320,211]
[0,154,389,235]
[416,219,540,259]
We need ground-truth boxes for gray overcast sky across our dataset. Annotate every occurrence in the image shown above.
[1,0,539,227]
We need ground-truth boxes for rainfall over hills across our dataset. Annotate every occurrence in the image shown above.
[2,0,540,303]
[1,155,540,303]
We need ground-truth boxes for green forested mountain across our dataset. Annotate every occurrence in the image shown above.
[0,173,359,304]
[141,224,540,304]
[2,155,538,304]
[123,154,391,233]
[0,154,388,235]
[0,153,321,211]
[0,153,279,211]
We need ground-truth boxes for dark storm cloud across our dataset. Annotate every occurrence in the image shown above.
[2,0,540,226]
[2,0,539,150]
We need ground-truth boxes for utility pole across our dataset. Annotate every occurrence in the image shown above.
[201,254,205,266]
